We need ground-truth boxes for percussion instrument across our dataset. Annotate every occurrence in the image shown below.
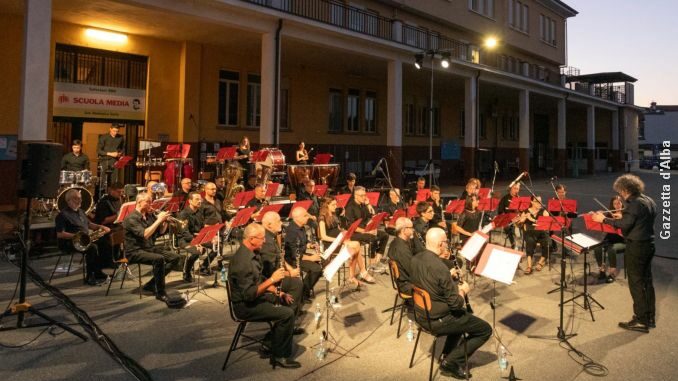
[75,170,91,185]
[163,159,193,191]
[205,155,217,164]
[57,185,94,214]
[287,163,341,190]
[256,148,286,175]
[59,170,76,185]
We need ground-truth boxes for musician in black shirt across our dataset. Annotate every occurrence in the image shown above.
[61,139,90,171]
[593,196,625,283]
[228,223,301,369]
[173,178,193,210]
[338,172,357,196]
[593,174,657,332]
[380,189,405,215]
[94,182,123,269]
[410,227,491,379]
[413,201,433,253]
[176,192,214,281]
[497,182,521,249]
[344,186,389,272]
[387,217,415,295]
[453,195,482,245]
[284,207,323,300]
[201,182,224,225]
[96,125,124,183]
[517,196,549,274]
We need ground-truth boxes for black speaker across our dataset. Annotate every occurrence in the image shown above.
[17,142,63,199]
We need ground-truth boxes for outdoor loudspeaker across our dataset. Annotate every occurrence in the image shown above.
[17,142,63,199]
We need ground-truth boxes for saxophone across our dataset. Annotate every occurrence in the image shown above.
[72,228,107,252]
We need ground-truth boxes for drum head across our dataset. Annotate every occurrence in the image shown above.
[57,186,93,214]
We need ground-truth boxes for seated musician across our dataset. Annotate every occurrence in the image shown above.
[344,186,390,273]
[549,184,576,251]
[228,223,301,369]
[297,179,320,228]
[61,139,90,171]
[244,174,258,191]
[497,182,521,250]
[387,217,416,296]
[380,188,405,215]
[318,197,374,286]
[123,193,182,302]
[201,182,224,225]
[94,182,124,269]
[260,211,304,317]
[593,195,625,283]
[247,184,268,220]
[406,176,426,205]
[173,178,193,210]
[339,172,357,196]
[177,192,215,281]
[284,207,323,301]
[459,178,481,200]
[295,141,309,164]
[452,195,481,246]
[215,176,226,202]
[517,196,550,274]
[55,188,111,285]
[413,201,434,253]
[410,227,491,380]
[427,185,449,231]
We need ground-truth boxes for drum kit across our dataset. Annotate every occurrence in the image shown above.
[33,170,96,218]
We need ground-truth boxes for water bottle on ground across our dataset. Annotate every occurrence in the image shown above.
[498,344,509,375]
[314,303,322,324]
[315,334,326,360]
[220,265,227,283]
[406,319,415,342]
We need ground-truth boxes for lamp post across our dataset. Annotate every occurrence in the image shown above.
[474,37,498,179]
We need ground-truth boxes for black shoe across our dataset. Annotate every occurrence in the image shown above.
[618,318,649,333]
[85,275,106,286]
[605,275,616,283]
[598,271,606,281]
[292,327,306,335]
[94,271,109,280]
[649,318,656,328]
[270,357,301,369]
[155,291,169,302]
[198,268,212,276]
[142,282,156,294]
[183,273,194,283]
[302,298,312,305]
[440,360,472,379]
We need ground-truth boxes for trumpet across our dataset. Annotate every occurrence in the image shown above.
[152,208,188,230]
[72,228,107,252]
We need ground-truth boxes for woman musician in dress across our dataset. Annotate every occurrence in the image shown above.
[295,141,310,164]
[235,136,251,180]
[593,195,625,283]
[518,196,550,274]
[318,197,375,286]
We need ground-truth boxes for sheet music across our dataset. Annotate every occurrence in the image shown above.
[322,232,344,260]
[480,247,522,285]
[460,232,488,261]
[566,233,601,250]
[323,246,351,282]
[481,223,494,234]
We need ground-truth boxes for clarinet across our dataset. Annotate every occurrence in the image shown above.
[447,243,473,314]
[274,247,284,307]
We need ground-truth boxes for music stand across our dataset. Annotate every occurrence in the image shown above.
[536,216,569,273]
[547,199,577,216]
[291,200,312,214]
[232,191,254,208]
[252,204,284,222]
[365,192,380,207]
[364,212,388,232]
[264,183,281,198]
[314,184,329,197]
[313,153,333,165]
[446,199,465,215]
[186,224,226,304]
[415,188,431,202]
[478,188,491,199]
[114,202,137,224]
[478,198,500,212]
[335,194,352,208]
[406,204,418,218]
[553,232,605,321]
[387,209,407,229]
[216,147,237,162]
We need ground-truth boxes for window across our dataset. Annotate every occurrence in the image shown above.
[364,91,377,133]
[328,89,343,133]
[540,14,557,45]
[469,0,494,18]
[246,74,261,128]
[218,70,239,127]
[347,89,360,132]
[508,0,529,33]
[405,103,415,135]
[431,107,440,137]
[417,105,428,136]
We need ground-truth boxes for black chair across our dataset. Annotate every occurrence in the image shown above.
[388,260,412,338]
[410,286,468,381]
[48,248,85,284]
[105,229,143,298]
[222,279,273,371]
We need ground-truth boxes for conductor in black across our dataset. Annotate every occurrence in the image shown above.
[97,124,125,183]
[592,174,657,333]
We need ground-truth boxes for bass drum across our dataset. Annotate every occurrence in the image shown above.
[260,148,286,174]
[57,186,94,214]
[163,160,193,192]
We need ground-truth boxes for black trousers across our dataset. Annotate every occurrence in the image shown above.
[179,241,217,275]
[300,260,322,297]
[234,300,295,359]
[625,240,655,324]
[525,230,549,259]
[351,230,389,257]
[126,247,181,293]
[280,276,303,315]
[423,312,492,366]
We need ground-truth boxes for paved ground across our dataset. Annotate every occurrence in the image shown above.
[1,170,676,381]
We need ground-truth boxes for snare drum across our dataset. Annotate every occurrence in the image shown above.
[75,170,91,185]
[59,170,76,185]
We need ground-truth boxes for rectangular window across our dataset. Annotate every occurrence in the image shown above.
[431,107,440,137]
[405,103,415,135]
[417,105,428,136]
[469,0,494,18]
[246,74,261,128]
[540,14,557,45]
[328,89,343,133]
[218,70,239,127]
[364,91,376,133]
[346,89,360,132]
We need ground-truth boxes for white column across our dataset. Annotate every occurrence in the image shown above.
[259,32,276,145]
[386,59,402,147]
[587,105,595,150]
[19,0,52,141]
[611,109,619,150]
[557,98,566,149]
[464,77,477,149]
[518,90,530,149]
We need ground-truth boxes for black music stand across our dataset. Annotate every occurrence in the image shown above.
[186,224,225,304]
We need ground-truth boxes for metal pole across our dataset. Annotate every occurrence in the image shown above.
[429,53,434,186]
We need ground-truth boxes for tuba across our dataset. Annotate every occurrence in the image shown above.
[223,163,244,209]
[72,228,107,252]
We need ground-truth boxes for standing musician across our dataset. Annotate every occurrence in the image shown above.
[592,174,657,332]
[123,193,182,302]
[96,125,125,183]
[228,223,301,369]
[593,195,625,283]
[55,188,111,285]
[284,207,323,301]
[61,139,90,171]
[413,201,434,253]
[201,182,224,225]
[518,196,549,274]
[176,192,214,281]
[173,178,193,209]
[459,178,481,200]
[410,227,492,380]
[345,186,389,273]
[94,182,124,269]
[497,182,521,249]
[318,197,374,286]
[260,211,305,317]
[295,141,310,164]
[235,136,251,179]
[387,217,416,296]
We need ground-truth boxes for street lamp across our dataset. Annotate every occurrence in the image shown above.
[474,37,499,178]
